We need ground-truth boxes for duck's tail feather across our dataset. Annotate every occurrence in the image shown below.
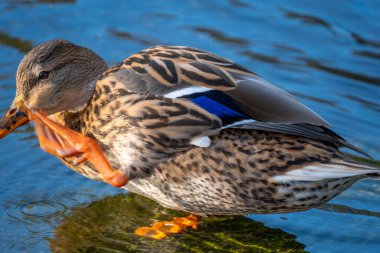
[271,161,379,182]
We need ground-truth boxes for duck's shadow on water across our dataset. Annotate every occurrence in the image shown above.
[48,193,307,253]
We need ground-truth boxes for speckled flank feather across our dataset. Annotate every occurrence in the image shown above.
[16,41,377,216]
[124,130,361,215]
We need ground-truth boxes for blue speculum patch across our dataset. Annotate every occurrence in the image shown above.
[184,90,250,125]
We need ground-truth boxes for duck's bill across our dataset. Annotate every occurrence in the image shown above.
[0,102,30,139]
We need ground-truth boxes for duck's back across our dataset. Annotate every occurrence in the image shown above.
[97,46,367,155]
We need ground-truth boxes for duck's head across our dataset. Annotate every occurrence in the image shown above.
[0,39,108,139]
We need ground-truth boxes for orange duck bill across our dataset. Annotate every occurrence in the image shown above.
[0,100,29,139]
[0,102,128,188]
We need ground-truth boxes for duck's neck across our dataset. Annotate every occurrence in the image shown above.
[48,72,107,133]
[49,110,84,133]
[48,92,94,134]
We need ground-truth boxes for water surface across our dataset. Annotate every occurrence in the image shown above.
[0,1,379,252]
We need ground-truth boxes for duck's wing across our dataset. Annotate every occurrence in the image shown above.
[103,46,328,127]
[102,46,368,157]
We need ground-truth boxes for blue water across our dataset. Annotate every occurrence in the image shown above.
[0,0,379,252]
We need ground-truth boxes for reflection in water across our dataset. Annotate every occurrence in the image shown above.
[319,203,380,219]
[1,191,100,252]
[0,31,32,53]
[49,193,307,253]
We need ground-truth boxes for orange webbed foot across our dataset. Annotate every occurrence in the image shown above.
[29,111,128,188]
[135,214,200,240]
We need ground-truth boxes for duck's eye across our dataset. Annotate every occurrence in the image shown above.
[38,71,49,80]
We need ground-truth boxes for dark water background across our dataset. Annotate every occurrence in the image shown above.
[0,0,379,252]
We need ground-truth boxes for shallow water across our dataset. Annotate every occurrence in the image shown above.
[0,0,379,252]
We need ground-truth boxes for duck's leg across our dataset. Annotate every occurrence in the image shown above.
[135,214,200,240]
[29,111,128,188]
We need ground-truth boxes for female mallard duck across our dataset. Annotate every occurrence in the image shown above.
[0,39,378,239]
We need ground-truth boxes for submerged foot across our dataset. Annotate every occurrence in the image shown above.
[135,214,200,240]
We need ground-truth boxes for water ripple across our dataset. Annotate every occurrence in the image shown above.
[5,0,75,7]
[354,50,380,61]
[6,199,66,221]
[189,26,250,46]
[301,58,380,87]
[286,11,332,30]
[108,29,158,46]
[291,91,337,107]
[0,31,32,53]
[228,0,252,8]
[351,32,380,49]
[343,94,380,113]
[241,50,299,66]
